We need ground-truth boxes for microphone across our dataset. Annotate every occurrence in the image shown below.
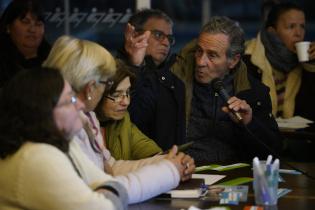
[211,78,243,122]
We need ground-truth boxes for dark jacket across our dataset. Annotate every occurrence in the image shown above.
[171,40,283,162]
[295,70,315,122]
[0,34,51,88]
[116,49,186,151]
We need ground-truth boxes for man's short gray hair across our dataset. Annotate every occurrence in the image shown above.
[201,16,245,59]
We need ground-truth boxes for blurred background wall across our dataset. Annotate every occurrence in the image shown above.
[1,0,314,54]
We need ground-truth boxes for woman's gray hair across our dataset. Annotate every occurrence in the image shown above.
[201,16,245,59]
[43,35,116,92]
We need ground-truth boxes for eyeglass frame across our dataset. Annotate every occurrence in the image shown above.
[136,29,175,46]
[105,89,132,103]
[56,94,78,107]
[150,29,175,46]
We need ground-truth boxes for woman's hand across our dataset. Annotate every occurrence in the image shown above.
[180,153,195,182]
[165,145,195,182]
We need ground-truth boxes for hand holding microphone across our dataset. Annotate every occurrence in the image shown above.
[211,78,252,125]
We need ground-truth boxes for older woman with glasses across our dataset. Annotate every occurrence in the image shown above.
[43,35,193,204]
[95,61,163,160]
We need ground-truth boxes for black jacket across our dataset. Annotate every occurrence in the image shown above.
[0,34,51,88]
[184,71,283,162]
[117,49,186,150]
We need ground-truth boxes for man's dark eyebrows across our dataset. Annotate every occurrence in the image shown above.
[205,49,219,56]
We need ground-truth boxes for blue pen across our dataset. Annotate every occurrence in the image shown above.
[200,183,208,196]
[266,155,273,179]
[270,159,279,203]
[279,169,302,175]
[266,155,273,165]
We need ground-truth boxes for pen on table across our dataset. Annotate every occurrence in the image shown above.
[279,169,302,175]
[200,183,208,192]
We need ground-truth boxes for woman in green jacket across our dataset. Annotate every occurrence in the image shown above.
[95,63,162,160]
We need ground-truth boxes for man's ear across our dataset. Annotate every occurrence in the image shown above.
[227,54,241,69]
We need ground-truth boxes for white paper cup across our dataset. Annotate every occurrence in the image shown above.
[295,41,311,62]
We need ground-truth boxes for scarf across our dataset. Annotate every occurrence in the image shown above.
[260,28,299,73]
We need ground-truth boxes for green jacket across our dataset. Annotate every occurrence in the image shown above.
[103,112,162,160]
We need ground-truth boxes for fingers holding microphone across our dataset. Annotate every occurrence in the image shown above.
[222,96,252,125]
[211,78,252,125]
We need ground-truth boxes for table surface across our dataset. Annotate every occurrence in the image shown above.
[129,162,315,210]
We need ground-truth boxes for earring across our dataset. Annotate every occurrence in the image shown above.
[87,95,92,101]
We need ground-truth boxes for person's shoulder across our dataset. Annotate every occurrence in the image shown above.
[14,142,70,176]
[19,142,66,161]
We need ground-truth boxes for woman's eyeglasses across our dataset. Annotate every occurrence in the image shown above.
[106,90,132,103]
[57,94,78,107]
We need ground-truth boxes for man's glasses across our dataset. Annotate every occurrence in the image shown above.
[150,29,175,46]
[106,90,131,103]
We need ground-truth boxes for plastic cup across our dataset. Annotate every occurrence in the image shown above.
[253,160,279,206]
[295,41,311,62]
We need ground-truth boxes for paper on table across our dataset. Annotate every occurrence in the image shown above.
[192,174,225,185]
[276,116,313,129]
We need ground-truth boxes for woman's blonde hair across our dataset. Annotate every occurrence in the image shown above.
[43,35,116,92]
